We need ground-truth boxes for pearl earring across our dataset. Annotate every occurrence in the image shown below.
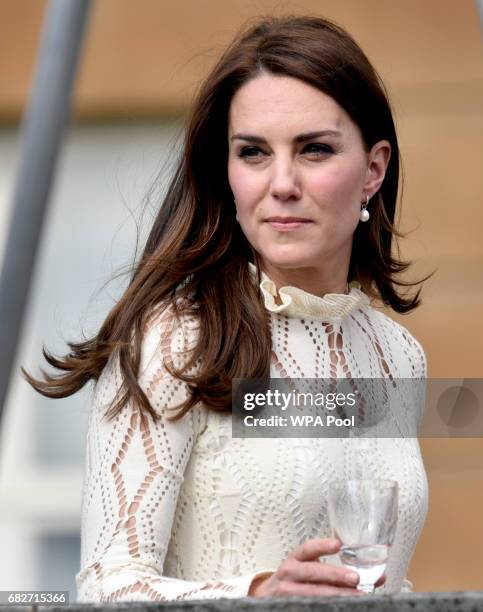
[360,195,370,222]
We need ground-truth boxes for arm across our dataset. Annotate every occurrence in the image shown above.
[407,329,427,434]
[75,306,271,602]
[398,327,425,593]
[400,326,427,379]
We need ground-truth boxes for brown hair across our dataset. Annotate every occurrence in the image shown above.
[22,14,429,422]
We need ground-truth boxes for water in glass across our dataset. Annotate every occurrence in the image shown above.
[327,479,398,594]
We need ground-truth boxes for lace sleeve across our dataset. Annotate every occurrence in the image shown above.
[401,327,427,432]
[401,326,427,379]
[75,305,268,602]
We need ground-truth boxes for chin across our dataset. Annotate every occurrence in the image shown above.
[259,250,317,270]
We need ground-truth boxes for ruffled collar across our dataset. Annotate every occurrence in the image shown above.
[248,262,371,321]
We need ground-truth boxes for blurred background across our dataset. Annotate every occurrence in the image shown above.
[0,0,482,598]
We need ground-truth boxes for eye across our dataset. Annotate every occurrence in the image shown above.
[238,146,265,160]
[303,143,334,155]
[236,142,335,161]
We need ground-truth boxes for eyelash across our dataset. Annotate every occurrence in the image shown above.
[237,143,335,160]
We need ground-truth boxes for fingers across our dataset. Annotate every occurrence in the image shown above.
[290,537,341,562]
[277,558,360,588]
[275,581,364,598]
[274,538,387,599]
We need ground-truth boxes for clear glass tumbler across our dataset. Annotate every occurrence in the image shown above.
[327,478,399,593]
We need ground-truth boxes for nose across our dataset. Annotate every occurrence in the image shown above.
[268,157,302,201]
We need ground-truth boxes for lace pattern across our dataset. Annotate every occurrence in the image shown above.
[76,289,427,602]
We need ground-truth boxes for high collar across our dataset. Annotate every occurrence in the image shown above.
[248,262,371,322]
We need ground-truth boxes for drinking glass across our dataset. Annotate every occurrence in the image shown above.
[327,478,399,593]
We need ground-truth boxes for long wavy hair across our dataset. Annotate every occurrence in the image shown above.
[22,14,429,422]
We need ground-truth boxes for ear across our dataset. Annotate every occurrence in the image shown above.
[363,140,391,197]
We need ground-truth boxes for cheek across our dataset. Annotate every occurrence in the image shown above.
[310,164,365,206]
[228,162,265,210]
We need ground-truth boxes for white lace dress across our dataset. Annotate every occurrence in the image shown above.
[76,269,428,602]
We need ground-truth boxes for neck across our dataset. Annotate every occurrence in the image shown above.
[260,261,350,298]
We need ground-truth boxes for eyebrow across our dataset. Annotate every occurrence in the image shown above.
[230,130,342,143]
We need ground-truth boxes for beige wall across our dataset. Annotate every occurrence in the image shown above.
[1,0,482,592]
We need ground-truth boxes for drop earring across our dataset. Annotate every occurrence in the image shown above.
[360,195,370,222]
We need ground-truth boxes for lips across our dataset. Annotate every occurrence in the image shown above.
[264,216,313,231]
[265,216,312,223]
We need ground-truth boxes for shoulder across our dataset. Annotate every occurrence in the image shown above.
[139,298,200,375]
[138,300,206,427]
[95,299,201,408]
[360,306,427,378]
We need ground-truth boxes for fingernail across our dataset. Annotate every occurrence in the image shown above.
[346,572,359,585]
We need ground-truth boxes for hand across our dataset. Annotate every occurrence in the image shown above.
[248,537,386,598]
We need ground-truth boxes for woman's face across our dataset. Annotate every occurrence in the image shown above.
[227,72,390,288]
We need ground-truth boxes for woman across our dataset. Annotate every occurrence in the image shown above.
[24,15,429,601]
